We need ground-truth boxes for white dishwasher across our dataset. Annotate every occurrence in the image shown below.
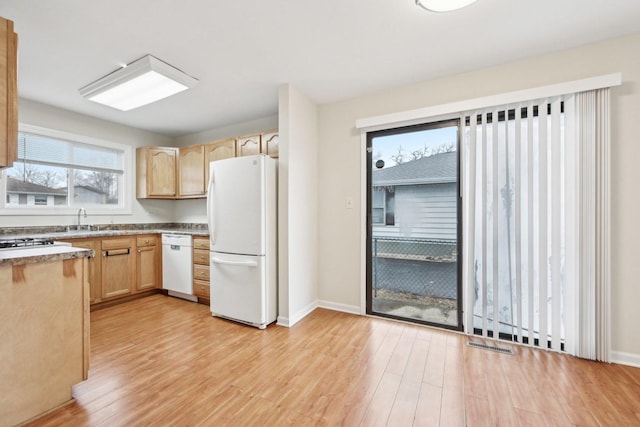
[162,234,196,301]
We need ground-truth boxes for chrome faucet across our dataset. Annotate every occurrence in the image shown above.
[77,208,87,230]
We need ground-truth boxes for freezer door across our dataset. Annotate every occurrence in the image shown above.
[210,252,267,326]
[207,155,265,256]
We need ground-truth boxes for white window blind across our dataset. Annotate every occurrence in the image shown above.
[17,131,124,174]
[462,96,576,353]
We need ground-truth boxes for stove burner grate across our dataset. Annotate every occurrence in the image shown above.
[0,238,55,249]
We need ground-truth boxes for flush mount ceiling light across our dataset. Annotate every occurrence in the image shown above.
[79,55,198,111]
[415,0,478,12]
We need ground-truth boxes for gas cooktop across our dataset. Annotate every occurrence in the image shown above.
[0,238,56,250]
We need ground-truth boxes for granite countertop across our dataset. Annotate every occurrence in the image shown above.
[0,246,94,267]
[0,223,209,241]
[7,228,209,241]
[0,223,209,266]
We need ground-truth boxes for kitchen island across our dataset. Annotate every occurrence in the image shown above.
[0,246,92,427]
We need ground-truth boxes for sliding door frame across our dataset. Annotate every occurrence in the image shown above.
[365,118,463,332]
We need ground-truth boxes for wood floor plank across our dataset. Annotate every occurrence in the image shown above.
[423,331,447,387]
[360,371,402,427]
[414,383,442,427]
[463,395,492,427]
[21,295,640,427]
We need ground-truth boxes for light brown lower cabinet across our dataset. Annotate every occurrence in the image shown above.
[64,234,160,306]
[135,235,160,292]
[101,237,135,299]
[66,239,102,304]
[193,236,210,303]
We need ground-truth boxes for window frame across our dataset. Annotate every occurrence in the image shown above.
[371,187,386,225]
[0,123,133,216]
[371,186,395,226]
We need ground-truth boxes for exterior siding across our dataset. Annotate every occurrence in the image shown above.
[372,182,457,241]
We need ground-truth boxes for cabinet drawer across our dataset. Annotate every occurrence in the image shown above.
[193,237,210,250]
[193,249,209,265]
[102,238,133,250]
[136,235,157,247]
[194,264,210,281]
[193,280,210,298]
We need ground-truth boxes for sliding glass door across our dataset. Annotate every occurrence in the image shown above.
[366,120,462,330]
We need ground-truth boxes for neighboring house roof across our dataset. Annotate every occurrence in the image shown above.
[59,185,106,195]
[373,151,457,186]
[6,177,66,195]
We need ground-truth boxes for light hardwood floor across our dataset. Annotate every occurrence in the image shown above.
[28,294,640,426]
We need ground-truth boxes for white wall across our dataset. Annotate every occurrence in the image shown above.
[317,33,640,360]
[277,84,318,326]
[1,99,175,227]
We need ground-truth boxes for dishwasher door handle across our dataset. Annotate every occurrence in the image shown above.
[210,257,257,267]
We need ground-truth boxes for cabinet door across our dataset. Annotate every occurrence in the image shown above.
[237,134,261,157]
[261,131,279,159]
[63,239,102,304]
[204,139,235,189]
[0,17,18,169]
[178,145,205,197]
[148,148,177,197]
[136,245,158,292]
[101,239,134,299]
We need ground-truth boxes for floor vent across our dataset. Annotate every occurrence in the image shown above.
[467,341,514,355]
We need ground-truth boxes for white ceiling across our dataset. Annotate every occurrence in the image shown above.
[1,0,639,137]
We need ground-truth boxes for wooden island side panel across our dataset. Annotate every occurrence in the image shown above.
[0,257,89,427]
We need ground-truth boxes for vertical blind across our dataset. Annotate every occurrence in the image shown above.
[462,96,576,353]
[462,90,611,361]
[575,89,611,362]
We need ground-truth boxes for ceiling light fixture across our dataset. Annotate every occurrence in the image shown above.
[79,55,198,111]
[415,0,478,12]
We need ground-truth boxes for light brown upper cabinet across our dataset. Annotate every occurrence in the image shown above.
[237,134,261,157]
[178,144,205,197]
[137,146,178,198]
[261,130,279,159]
[237,131,279,159]
[0,16,18,169]
[204,138,236,188]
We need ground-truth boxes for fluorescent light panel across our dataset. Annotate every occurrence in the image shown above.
[415,0,478,12]
[79,55,197,111]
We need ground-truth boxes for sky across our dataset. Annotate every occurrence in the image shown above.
[371,125,458,169]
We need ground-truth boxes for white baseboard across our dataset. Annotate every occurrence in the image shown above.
[317,300,361,315]
[276,300,318,328]
[288,300,318,327]
[276,316,290,327]
[611,351,640,368]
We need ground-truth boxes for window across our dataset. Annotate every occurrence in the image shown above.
[371,187,395,226]
[1,125,131,213]
[34,195,47,206]
[372,188,385,224]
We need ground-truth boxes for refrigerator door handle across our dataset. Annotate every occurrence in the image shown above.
[207,169,216,245]
[211,256,258,268]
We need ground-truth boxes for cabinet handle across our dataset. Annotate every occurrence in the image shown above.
[145,239,149,244]
[105,248,130,256]
[137,249,141,253]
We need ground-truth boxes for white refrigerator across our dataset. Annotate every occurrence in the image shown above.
[206,154,277,329]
